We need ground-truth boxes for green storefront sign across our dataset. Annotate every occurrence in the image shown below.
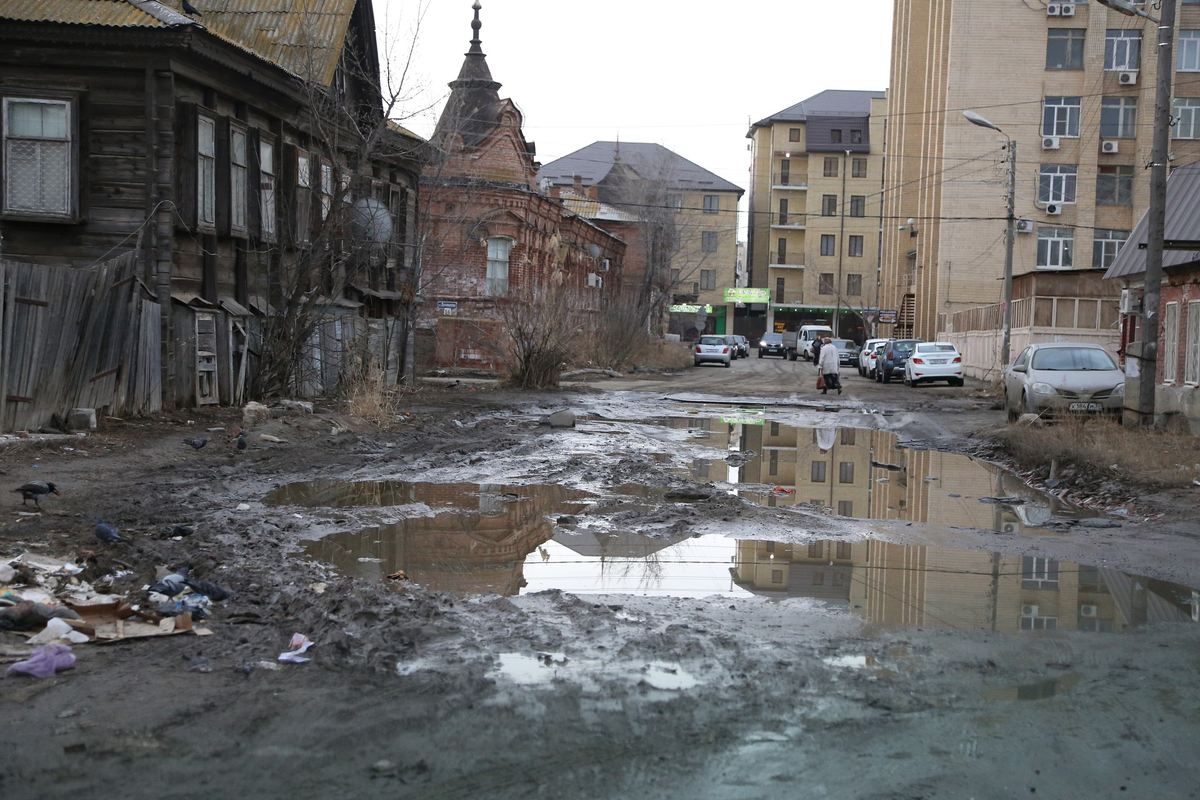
[724,288,770,303]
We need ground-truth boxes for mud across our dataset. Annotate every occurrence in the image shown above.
[3,369,1200,799]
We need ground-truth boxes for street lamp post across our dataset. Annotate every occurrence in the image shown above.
[1097,0,1177,426]
[963,111,1017,369]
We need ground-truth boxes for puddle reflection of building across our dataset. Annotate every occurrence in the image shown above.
[731,539,1198,634]
[302,484,590,596]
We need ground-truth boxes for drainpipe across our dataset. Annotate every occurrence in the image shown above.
[834,149,849,337]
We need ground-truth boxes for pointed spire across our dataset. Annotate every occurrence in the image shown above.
[450,1,500,91]
[469,1,483,53]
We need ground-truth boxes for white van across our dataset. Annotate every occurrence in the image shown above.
[797,325,833,361]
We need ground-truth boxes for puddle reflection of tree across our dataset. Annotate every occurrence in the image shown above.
[598,548,667,591]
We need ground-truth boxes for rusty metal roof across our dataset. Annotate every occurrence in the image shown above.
[0,0,357,85]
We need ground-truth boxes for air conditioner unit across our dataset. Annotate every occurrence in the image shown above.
[1001,522,1019,534]
[1045,202,1063,215]
[1120,288,1143,314]
[1015,218,1034,234]
[1101,140,1120,154]
[600,258,611,272]
[1060,3,1076,16]
[1119,70,1139,86]
[1042,136,1061,151]
[1080,604,1098,618]
[1047,2,1062,15]
[586,272,603,289]
[1021,604,1040,617]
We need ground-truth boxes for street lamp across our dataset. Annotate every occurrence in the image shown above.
[1095,0,1159,22]
[963,110,1017,369]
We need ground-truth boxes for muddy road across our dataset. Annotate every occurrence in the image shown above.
[3,358,1200,799]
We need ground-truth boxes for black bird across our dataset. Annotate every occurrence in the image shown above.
[184,579,231,602]
[11,481,59,508]
[236,434,247,453]
[181,0,202,17]
[95,517,127,544]
[148,567,190,597]
[182,438,208,450]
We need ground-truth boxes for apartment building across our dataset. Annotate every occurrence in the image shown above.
[882,0,1200,343]
[745,90,887,341]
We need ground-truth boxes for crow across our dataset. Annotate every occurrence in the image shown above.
[148,567,190,597]
[184,579,231,602]
[182,438,208,450]
[12,481,59,508]
[181,0,202,17]
[95,518,127,544]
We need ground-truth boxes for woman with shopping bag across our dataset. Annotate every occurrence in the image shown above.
[817,336,841,395]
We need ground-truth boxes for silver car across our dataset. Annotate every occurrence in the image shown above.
[1003,343,1124,420]
[694,335,733,368]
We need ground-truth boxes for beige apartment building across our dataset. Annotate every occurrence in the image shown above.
[882,0,1200,345]
[746,90,887,341]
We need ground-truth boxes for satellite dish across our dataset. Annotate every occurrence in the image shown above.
[349,197,393,246]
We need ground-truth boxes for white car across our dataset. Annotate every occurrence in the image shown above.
[866,341,886,379]
[693,335,733,368]
[859,338,888,376]
[903,342,964,387]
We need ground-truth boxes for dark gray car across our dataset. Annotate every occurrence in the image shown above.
[875,338,924,383]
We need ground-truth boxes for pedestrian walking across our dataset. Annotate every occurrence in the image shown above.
[817,336,841,395]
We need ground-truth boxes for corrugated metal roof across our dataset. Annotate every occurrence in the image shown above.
[538,142,744,195]
[0,0,186,28]
[1104,161,1200,280]
[750,89,886,132]
[0,0,356,85]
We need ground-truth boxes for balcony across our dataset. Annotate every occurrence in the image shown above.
[772,173,807,190]
[769,252,805,269]
[771,214,806,231]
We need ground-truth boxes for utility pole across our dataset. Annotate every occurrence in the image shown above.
[834,149,850,337]
[1001,139,1016,368]
[1140,0,1177,426]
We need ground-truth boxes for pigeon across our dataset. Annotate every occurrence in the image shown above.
[94,518,126,544]
[11,481,59,508]
[181,0,202,17]
[168,524,195,538]
[182,438,208,450]
[184,579,231,602]
[148,567,190,597]
[236,434,247,453]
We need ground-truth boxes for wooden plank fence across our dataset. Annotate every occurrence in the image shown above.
[0,253,161,433]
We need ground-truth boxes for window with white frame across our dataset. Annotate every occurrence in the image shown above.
[1174,98,1200,139]
[486,237,512,297]
[1021,556,1060,589]
[1038,164,1077,204]
[1037,226,1073,269]
[1096,166,1134,206]
[1164,301,1180,384]
[2,97,73,218]
[230,126,247,234]
[1092,228,1129,268]
[259,137,276,241]
[1179,30,1200,71]
[1104,29,1141,71]
[1043,96,1081,137]
[1100,97,1138,139]
[197,114,216,229]
[1186,301,1200,384]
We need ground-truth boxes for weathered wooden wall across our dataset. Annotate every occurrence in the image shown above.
[0,253,161,432]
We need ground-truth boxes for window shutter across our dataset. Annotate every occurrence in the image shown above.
[216,118,232,236]
[247,128,262,239]
[176,102,197,230]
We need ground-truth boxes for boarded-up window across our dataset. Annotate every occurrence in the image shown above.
[1164,302,1180,383]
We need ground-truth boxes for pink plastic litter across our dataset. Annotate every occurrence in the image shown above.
[6,643,76,679]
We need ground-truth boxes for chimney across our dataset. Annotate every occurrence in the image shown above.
[573,174,583,194]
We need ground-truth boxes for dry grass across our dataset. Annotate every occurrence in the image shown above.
[637,339,694,371]
[340,364,407,429]
[995,416,1200,489]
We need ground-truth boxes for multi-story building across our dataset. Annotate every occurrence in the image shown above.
[539,142,743,337]
[881,0,1200,349]
[745,90,887,342]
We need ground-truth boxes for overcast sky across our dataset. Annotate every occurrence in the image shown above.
[376,1,895,237]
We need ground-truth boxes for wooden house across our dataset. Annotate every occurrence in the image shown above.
[0,0,422,424]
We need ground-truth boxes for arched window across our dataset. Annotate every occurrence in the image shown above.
[486,237,512,296]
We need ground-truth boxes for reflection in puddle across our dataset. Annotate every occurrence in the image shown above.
[986,673,1081,701]
[493,652,699,691]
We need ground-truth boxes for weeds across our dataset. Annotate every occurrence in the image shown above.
[340,361,407,428]
[995,416,1200,489]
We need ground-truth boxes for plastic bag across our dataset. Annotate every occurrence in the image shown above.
[6,643,76,679]
[816,375,826,391]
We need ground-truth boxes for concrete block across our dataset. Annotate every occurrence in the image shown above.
[68,408,97,430]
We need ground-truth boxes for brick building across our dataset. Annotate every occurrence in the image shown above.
[417,3,624,371]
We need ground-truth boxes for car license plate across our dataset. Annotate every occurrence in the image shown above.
[930,359,947,365]
[1068,402,1103,412]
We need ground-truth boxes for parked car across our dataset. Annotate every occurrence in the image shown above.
[866,341,887,379]
[903,342,964,387]
[758,332,787,358]
[875,338,924,383]
[694,335,733,368]
[731,335,750,358]
[1003,343,1124,420]
[721,334,742,359]
[827,338,860,367]
[859,338,888,376]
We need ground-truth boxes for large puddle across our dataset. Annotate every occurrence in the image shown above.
[268,416,1200,634]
